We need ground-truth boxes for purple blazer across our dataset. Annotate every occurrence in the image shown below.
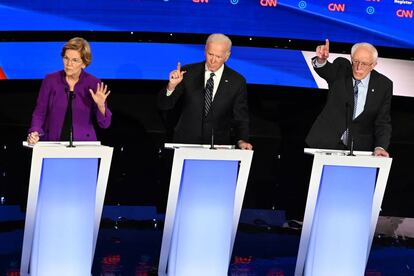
[29,70,112,141]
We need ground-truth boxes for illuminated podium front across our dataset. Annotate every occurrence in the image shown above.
[158,144,253,276]
[20,142,113,276]
[295,148,392,276]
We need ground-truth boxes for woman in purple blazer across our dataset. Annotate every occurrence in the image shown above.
[27,37,111,144]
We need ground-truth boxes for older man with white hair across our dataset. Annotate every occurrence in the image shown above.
[306,39,392,157]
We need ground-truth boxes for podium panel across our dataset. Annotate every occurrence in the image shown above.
[20,143,113,276]
[158,147,253,276]
[295,149,392,276]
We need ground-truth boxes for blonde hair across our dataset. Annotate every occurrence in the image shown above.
[61,37,92,66]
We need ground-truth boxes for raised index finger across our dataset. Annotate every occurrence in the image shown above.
[325,39,330,51]
[177,62,181,73]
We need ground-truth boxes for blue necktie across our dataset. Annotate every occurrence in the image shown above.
[204,72,215,116]
[342,80,361,146]
[353,80,361,119]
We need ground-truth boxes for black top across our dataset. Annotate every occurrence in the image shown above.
[60,91,74,141]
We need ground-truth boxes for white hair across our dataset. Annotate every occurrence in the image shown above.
[351,42,378,62]
[206,33,232,53]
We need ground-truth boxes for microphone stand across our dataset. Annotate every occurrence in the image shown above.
[67,91,75,148]
[209,102,215,150]
[348,134,355,156]
[346,102,354,156]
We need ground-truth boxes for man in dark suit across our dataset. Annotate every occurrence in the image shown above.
[306,39,392,157]
[158,33,252,149]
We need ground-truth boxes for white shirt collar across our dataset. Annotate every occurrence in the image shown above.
[205,64,225,78]
[355,72,371,87]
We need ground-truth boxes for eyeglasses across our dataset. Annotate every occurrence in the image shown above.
[352,60,373,70]
[62,56,83,65]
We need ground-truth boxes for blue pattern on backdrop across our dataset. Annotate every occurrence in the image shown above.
[0,42,317,88]
[0,1,412,48]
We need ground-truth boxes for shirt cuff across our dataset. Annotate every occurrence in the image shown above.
[166,88,174,96]
[312,58,327,68]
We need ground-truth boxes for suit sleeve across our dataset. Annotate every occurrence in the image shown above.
[94,103,112,129]
[157,84,185,110]
[232,79,250,142]
[28,76,51,135]
[312,57,349,85]
[374,79,392,150]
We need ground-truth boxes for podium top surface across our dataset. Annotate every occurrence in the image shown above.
[22,141,113,159]
[23,141,102,148]
[304,148,373,157]
[164,143,235,150]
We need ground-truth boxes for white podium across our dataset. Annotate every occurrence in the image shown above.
[295,148,392,276]
[158,144,253,276]
[20,142,113,276]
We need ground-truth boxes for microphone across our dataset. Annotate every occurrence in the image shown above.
[345,102,354,156]
[209,103,215,150]
[65,87,75,148]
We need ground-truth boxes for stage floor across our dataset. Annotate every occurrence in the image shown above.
[1,206,414,275]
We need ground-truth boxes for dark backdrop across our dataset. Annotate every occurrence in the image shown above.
[1,78,413,219]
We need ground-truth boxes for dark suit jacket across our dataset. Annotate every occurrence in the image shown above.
[158,62,249,145]
[306,57,392,151]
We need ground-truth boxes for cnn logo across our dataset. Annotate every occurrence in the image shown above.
[328,3,345,12]
[396,9,413,18]
[260,0,277,7]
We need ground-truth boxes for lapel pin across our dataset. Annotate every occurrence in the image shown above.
[371,89,375,92]
[225,79,229,83]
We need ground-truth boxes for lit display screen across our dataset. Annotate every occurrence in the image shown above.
[0,0,413,48]
[1,1,413,97]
